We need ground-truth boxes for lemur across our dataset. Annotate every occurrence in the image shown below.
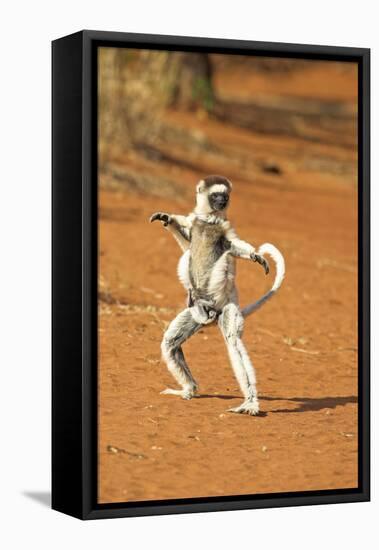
[150,175,285,415]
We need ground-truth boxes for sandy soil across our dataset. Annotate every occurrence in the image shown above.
[98,151,358,503]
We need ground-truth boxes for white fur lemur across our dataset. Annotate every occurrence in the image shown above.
[150,175,285,415]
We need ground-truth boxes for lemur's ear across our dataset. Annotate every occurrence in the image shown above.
[196,180,205,193]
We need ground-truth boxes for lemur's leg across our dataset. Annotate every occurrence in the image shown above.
[218,302,259,415]
[206,251,236,309]
[161,308,202,399]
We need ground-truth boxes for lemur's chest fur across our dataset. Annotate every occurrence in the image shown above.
[189,218,231,295]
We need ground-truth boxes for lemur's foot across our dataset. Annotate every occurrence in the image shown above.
[150,212,172,227]
[160,388,197,400]
[250,253,269,275]
[228,399,260,416]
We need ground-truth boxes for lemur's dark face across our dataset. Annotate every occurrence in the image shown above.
[195,176,233,214]
[208,188,230,211]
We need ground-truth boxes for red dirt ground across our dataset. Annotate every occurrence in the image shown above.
[98,160,358,503]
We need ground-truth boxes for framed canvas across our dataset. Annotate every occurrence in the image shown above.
[52,30,370,520]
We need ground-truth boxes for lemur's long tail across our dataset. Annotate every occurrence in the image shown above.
[241,243,285,318]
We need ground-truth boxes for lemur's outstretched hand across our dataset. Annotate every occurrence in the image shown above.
[250,252,270,275]
[150,212,172,226]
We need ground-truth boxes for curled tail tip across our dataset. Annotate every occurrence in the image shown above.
[243,243,285,318]
[258,242,285,290]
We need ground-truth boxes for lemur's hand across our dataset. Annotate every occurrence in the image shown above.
[250,252,270,275]
[150,212,172,227]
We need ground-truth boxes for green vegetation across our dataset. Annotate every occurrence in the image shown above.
[192,77,214,111]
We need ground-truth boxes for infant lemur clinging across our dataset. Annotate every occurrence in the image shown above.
[150,175,285,416]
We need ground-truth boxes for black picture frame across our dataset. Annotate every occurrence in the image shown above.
[52,30,370,520]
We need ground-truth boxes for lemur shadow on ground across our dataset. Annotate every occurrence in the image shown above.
[260,395,357,414]
[196,394,357,414]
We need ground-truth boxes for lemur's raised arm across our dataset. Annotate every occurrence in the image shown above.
[225,224,269,274]
[149,212,192,252]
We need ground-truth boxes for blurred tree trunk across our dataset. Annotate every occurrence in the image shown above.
[99,48,214,160]
[171,53,213,111]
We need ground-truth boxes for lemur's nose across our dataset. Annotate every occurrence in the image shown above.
[213,193,228,207]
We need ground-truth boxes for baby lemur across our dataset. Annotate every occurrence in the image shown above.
[150,175,285,415]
